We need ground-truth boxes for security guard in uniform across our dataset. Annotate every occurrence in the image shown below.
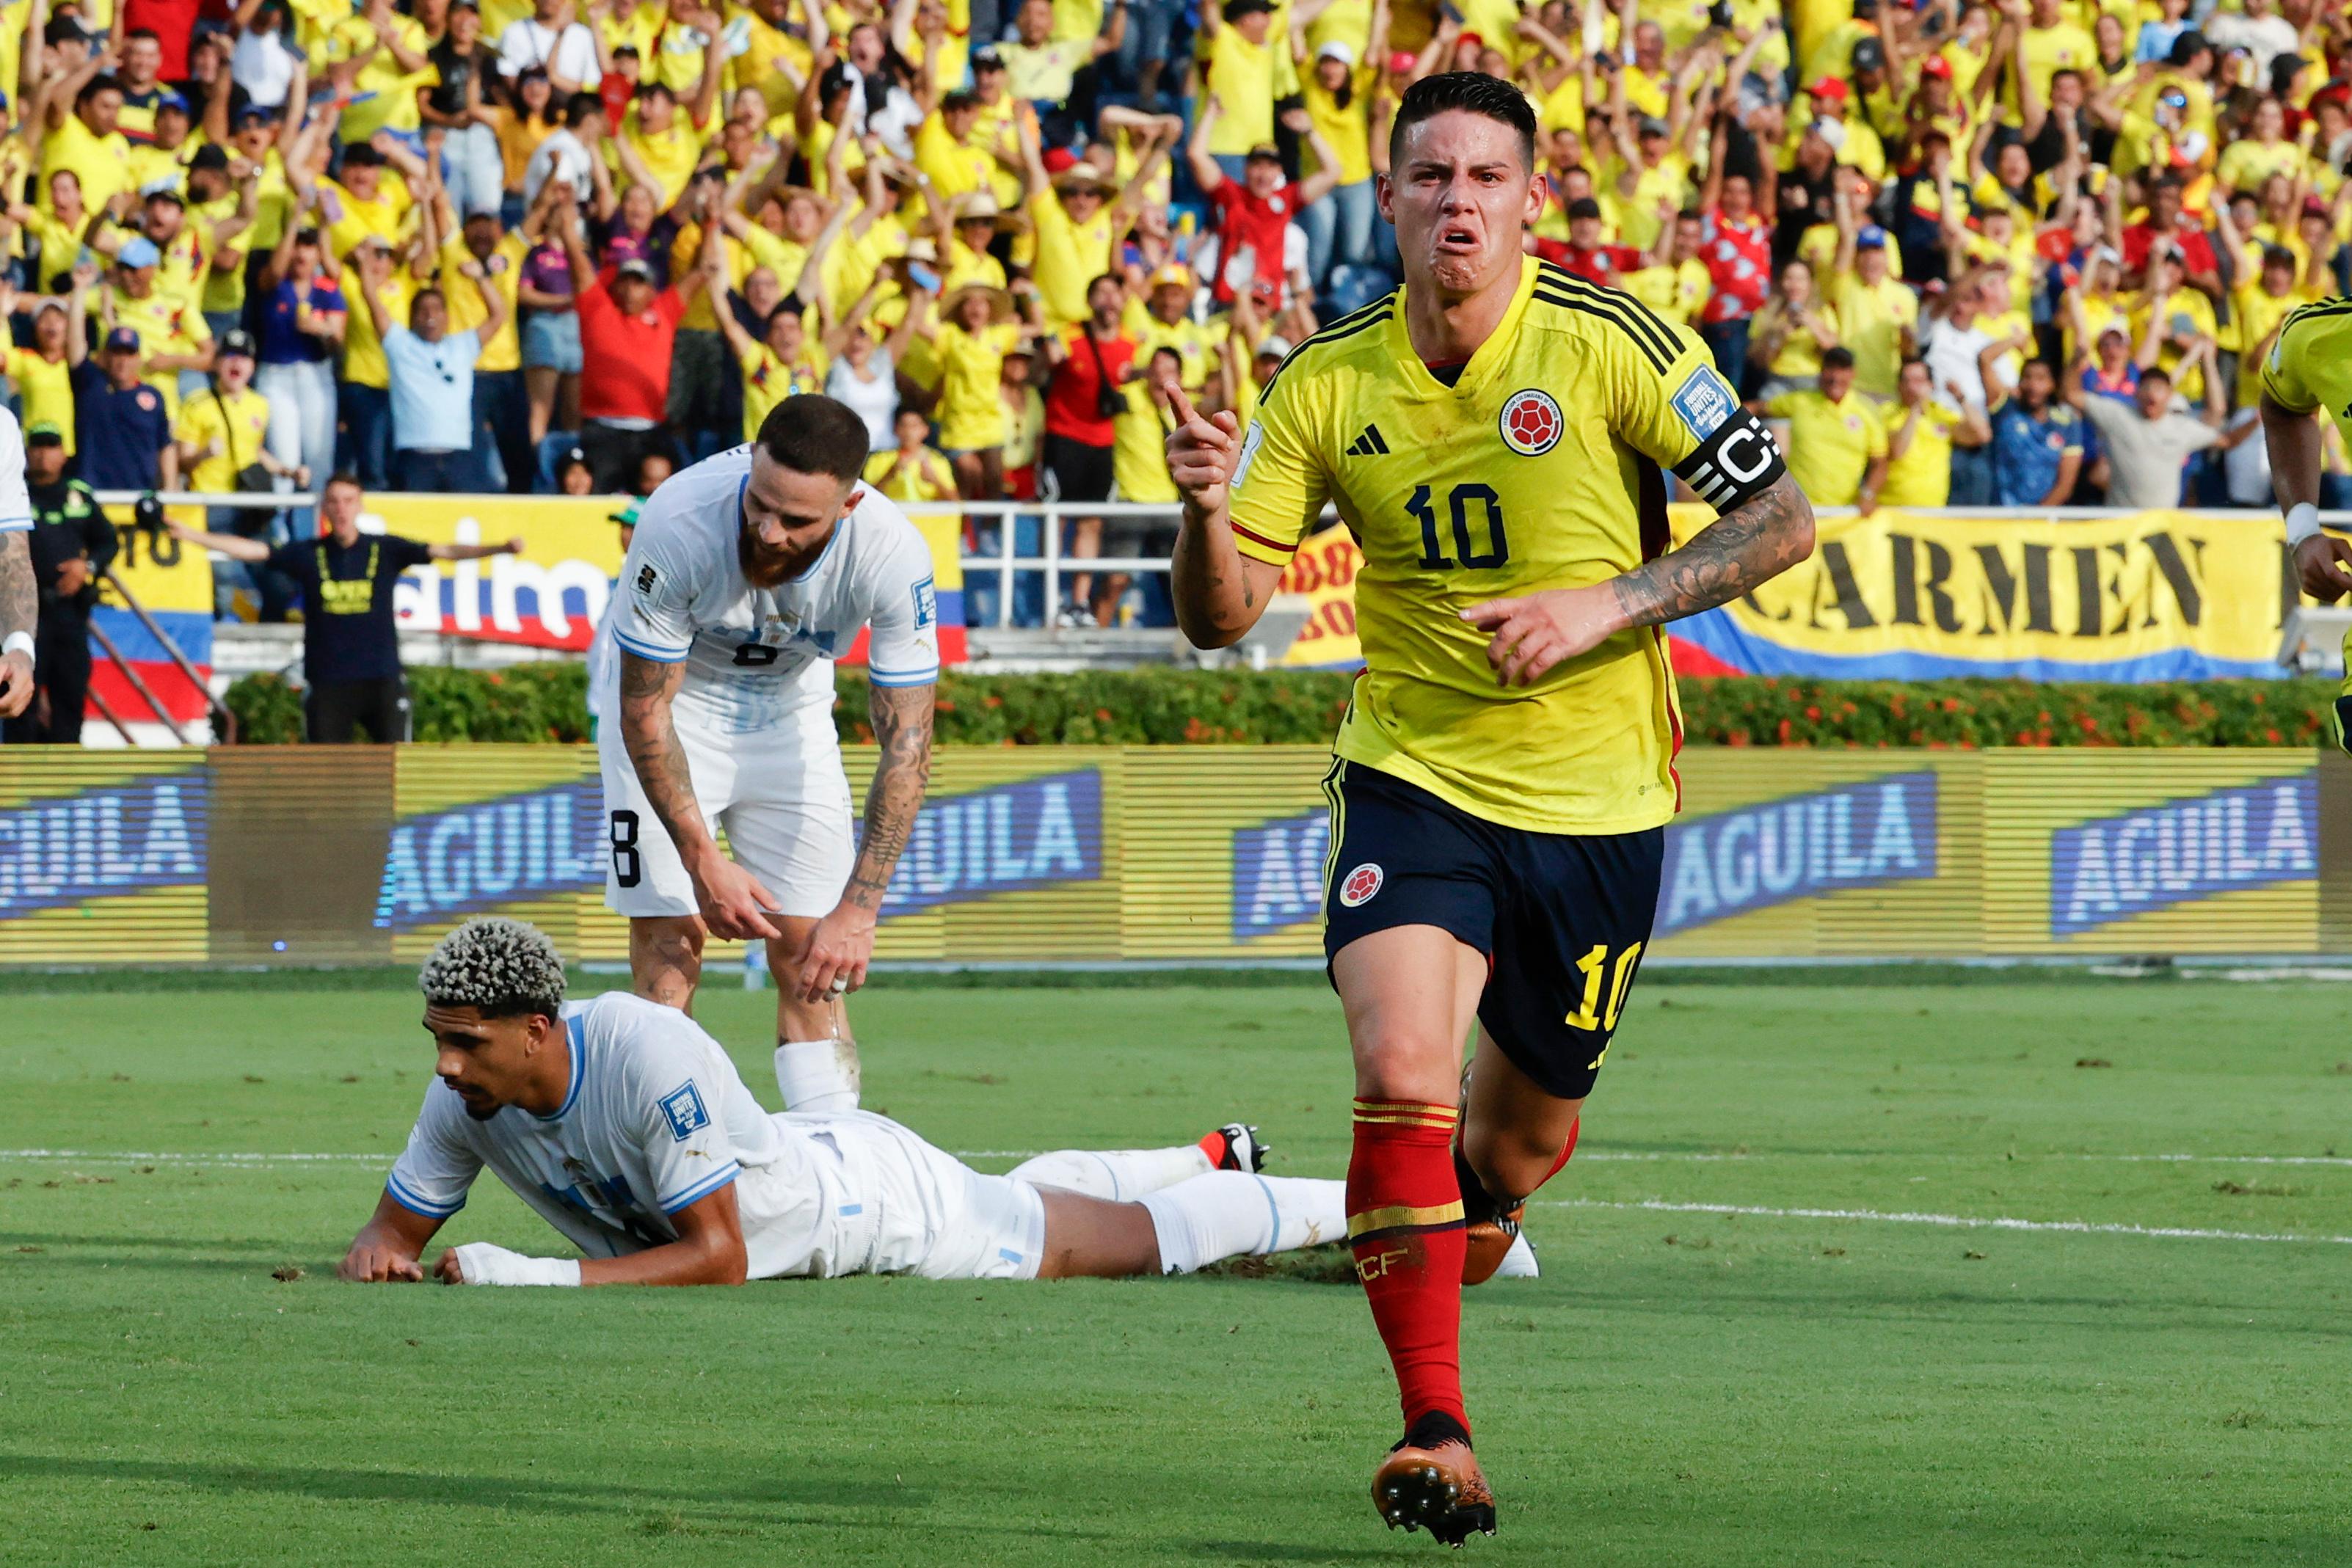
[169,473,521,741]
[1,422,114,744]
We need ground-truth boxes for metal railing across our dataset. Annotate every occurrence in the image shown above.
[900,499,1189,627]
[130,491,2344,648]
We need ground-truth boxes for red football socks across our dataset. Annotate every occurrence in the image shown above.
[1349,1099,1469,1433]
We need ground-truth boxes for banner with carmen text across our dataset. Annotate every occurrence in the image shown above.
[281,495,968,664]
[1665,506,2298,683]
[4,745,2350,967]
[1270,508,2306,684]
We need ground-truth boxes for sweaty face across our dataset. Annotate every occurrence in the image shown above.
[423,1004,543,1120]
[740,451,858,586]
[1381,109,1541,299]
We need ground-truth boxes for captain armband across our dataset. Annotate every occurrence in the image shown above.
[1671,401,1787,513]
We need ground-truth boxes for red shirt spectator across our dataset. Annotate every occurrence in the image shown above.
[578,263,687,423]
[1044,322,1137,447]
[1699,205,1772,324]
[1533,237,1645,285]
[2121,217,2217,282]
[1208,164,1303,305]
[123,0,201,78]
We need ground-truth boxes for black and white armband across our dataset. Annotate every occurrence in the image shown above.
[1659,365,1788,511]
[1672,401,1788,514]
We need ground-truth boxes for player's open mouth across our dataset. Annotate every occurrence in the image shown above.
[1437,228,1479,253]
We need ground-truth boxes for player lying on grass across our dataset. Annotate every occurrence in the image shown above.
[338,918,1344,1288]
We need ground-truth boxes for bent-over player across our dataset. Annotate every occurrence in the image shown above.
[338,919,1344,1288]
[1165,72,1813,1545]
[601,395,937,1119]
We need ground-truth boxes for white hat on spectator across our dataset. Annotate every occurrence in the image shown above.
[1316,39,1355,65]
[1256,335,1292,361]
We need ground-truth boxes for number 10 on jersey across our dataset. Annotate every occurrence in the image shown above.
[1407,483,1511,571]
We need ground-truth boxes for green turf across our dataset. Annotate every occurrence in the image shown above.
[6,980,2352,1566]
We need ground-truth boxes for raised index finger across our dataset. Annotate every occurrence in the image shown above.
[1168,382,1204,430]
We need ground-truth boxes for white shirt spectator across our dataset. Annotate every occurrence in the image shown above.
[523,127,597,210]
[1921,315,1993,415]
[2204,8,2298,81]
[497,16,600,87]
[231,28,302,109]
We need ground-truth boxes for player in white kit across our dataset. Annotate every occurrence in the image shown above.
[601,395,939,1119]
[338,919,1347,1288]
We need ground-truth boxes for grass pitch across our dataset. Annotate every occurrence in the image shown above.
[5,975,2352,1567]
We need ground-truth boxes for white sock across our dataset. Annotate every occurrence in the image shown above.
[774,1038,859,1113]
[1008,1144,1212,1201]
[1138,1173,1347,1275]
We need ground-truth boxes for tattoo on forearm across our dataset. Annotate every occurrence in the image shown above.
[0,533,32,642]
[618,652,710,853]
[1610,475,1813,630]
[846,682,935,911]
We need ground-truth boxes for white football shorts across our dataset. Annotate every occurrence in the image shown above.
[597,701,854,921]
[798,1111,1048,1282]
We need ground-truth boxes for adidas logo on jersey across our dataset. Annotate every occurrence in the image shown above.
[1346,423,1391,457]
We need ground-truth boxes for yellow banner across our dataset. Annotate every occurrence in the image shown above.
[1669,506,2292,681]
[1276,507,2301,682]
[1278,526,1364,669]
[368,495,625,652]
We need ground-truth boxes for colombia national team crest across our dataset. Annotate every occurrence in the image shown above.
[1499,389,1562,456]
[1338,863,1385,908]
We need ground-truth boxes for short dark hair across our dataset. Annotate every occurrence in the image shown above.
[942,89,979,114]
[324,471,364,494]
[565,90,604,125]
[758,394,871,481]
[1821,346,1857,371]
[410,287,446,316]
[126,26,160,42]
[1388,70,1537,175]
[2141,364,2173,386]
[79,73,124,105]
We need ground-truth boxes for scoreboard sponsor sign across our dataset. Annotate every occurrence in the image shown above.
[1,746,2345,965]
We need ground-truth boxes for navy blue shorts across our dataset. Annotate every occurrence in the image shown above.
[1319,760,1664,1101]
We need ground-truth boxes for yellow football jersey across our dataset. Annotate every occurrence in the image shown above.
[1228,256,1783,835]
[2261,298,2352,448]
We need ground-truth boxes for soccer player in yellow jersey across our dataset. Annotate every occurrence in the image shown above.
[2261,297,2352,600]
[1164,73,1813,1545]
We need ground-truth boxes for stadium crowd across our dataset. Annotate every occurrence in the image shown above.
[0,0,2345,627]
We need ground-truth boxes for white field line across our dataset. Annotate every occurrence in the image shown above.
[6,1147,2352,1167]
[1544,1196,2352,1247]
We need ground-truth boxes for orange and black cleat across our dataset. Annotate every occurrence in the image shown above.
[1372,1416,1496,1547]
[1459,1202,1525,1287]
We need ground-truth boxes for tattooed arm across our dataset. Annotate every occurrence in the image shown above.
[616,649,781,940]
[1464,473,1816,688]
[793,679,936,1004]
[0,531,33,721]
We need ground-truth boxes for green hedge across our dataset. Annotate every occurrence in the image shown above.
[219,666,2343,748]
